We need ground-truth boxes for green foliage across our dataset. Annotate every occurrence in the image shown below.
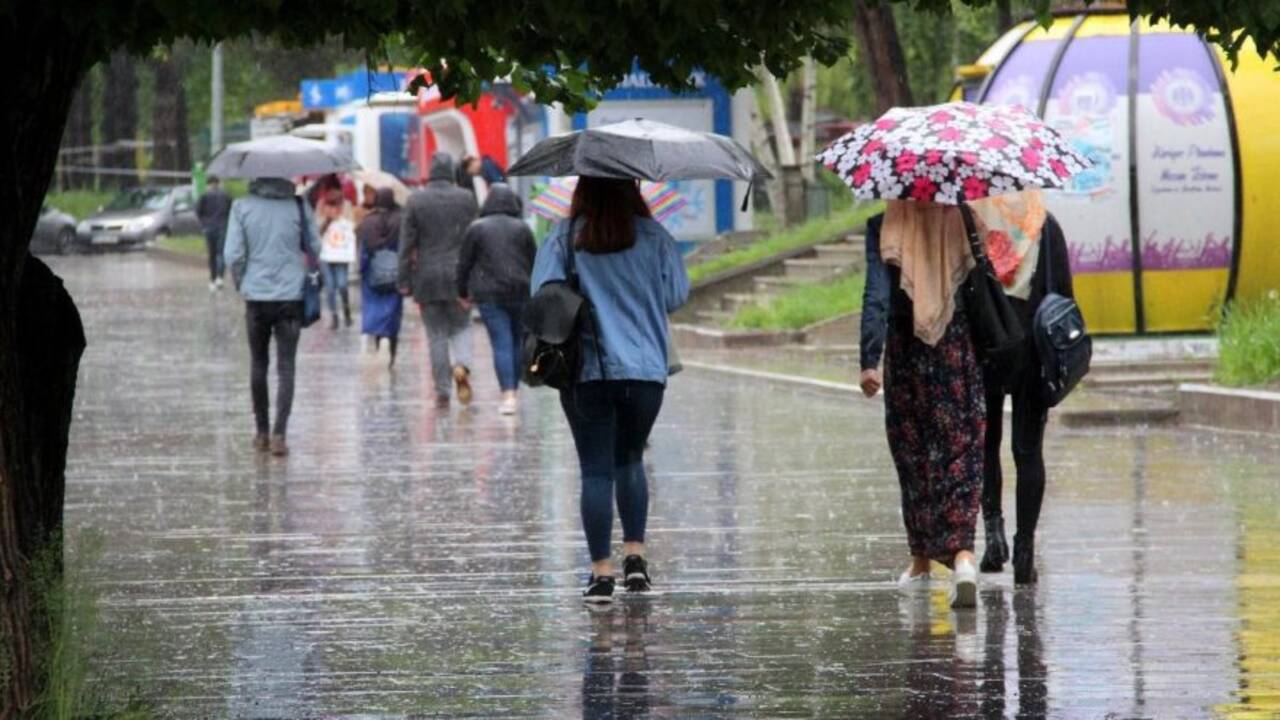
[1215,291,1280,387]
[729,271,867,330]
[688,204,880,285]
[42,191,113,221]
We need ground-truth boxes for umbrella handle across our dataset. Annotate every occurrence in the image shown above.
[740,179,753,213]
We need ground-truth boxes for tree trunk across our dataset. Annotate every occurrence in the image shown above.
[798,57,818,183]
[748,97,786,221]
[757,68,796,167]
[0,13,90,714]
[58,77,94,191]
[151,53,191,174]
[100,50,138,189]
[996,0,1014,33]
[850,0,914,115]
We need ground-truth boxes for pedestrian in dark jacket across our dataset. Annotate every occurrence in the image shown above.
[357,187,405,367]
[456,183,536,415]
[398,152,480,407]
[196,176,232,291]
[968,193,1074,586]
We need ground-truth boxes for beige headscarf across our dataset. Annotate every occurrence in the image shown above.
[880,200,975,346]
[966,190,1047,300]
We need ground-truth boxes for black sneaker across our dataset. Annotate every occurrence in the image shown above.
[623,555,651,593]
[583,575,616,604]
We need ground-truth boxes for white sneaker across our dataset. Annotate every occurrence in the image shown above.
[897,567,930,593]
[208,281,218,293]
[499,392,518,415]
[215,278,225,290]
[949,558,978,609]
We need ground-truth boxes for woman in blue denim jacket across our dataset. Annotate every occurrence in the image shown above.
[531,177,690,604]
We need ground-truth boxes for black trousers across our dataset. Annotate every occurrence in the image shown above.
[204,228,225,282]
[246,301,302,437]
[982,362,1049,538]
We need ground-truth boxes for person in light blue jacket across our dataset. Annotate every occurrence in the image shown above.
[224,177,320,457]
[530,176,690,604]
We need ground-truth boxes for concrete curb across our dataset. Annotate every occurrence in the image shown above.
[682,360,865,400]
[1177,383,1280,435]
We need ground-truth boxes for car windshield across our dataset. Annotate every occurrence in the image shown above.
[105,189,169,212]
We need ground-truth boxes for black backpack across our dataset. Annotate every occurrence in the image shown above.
[1032,240,1091,407]
[521,227,605,390]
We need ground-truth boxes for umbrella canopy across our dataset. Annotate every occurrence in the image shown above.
[352,169,411,205]
[208,134,358,179]
[528,177,689,223]
[508,119,771,183]
[817,102,1091,205]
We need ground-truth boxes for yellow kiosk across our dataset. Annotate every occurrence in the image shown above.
[957,10,1280,334]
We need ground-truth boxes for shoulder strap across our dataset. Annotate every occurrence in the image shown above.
[563,218,607,381]
[295,197,316,264]
[1041,220,1054,294]
[958,203,986,265]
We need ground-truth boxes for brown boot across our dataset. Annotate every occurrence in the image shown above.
[453,365,472,405]
[269,434,289,457]
[253,433,270,454]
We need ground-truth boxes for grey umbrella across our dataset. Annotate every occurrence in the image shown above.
[507,119,771,182]
[207,134,358,178]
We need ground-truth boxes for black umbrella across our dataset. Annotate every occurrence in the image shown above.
[507,119,771,183]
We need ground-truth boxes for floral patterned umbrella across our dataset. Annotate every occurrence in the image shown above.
[817,102,1092,205]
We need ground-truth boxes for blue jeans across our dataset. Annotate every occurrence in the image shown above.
[560,381,665,562]
[321,262,350,318]
[478,302,525,392]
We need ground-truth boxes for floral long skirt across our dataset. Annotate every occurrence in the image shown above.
[883,311,987,564]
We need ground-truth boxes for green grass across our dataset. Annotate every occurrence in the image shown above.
[687,203,879,285]
[28,531,151,719]
[728,271,866,331]
[155,234,207,257]
[43,190,114,221]
[1215,291,1280,387]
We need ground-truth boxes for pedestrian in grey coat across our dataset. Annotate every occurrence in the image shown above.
[398,152,480,407]
[224,177,320,457]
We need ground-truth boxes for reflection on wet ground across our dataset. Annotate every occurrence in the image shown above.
[52,253,1280,717]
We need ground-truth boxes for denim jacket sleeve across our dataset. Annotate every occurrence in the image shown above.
[655,223,691,312]
[859,214,890,371]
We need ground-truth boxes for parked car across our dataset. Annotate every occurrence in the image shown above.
[31,205,78,255]
[75,186,202,249]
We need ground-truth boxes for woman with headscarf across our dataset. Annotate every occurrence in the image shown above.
[965,191,1073,585]
[858,200,985,609]
[356,187,405,367]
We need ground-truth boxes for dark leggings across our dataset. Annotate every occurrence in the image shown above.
[560,381,665,562]
[982,365,1048,538]
[246,301,302,437]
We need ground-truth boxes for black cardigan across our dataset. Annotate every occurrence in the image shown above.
[859,212,1074,371]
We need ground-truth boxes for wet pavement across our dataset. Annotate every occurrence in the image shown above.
[51,252,1280,718]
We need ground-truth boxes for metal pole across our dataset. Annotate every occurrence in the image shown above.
[211,42,224,156]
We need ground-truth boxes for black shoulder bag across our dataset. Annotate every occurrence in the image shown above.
[960,202,1025,378]
[521,225,606,390]
[1032,239,1092,407]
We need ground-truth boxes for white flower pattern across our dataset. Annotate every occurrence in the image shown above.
[816,102,1092,205]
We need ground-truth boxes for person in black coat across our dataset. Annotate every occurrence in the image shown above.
[456,183,536,415]
[977,212,1073,585]
[196,176,232,290]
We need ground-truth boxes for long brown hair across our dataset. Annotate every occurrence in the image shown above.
[570,176,651,253]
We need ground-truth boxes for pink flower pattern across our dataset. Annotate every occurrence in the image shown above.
[817,102,1090,205]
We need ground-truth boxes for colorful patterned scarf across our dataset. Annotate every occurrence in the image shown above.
[966,190,1047,300]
